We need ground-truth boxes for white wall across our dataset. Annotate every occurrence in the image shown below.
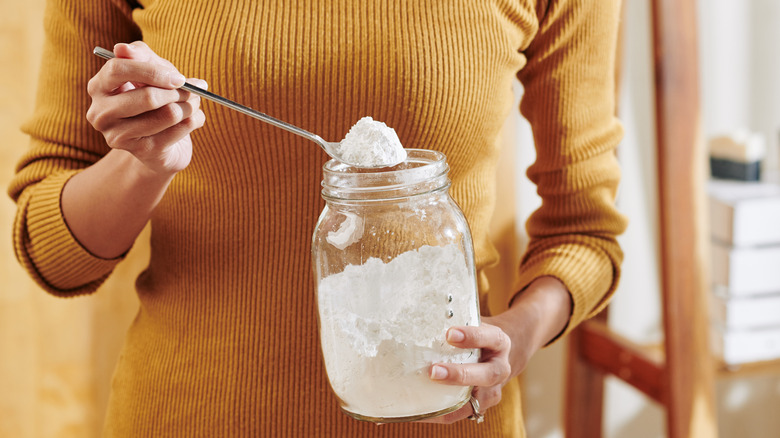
[700,0,780,172]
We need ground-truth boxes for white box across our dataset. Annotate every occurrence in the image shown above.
[708,179,780,247]
[710,289,780,330]
[711,325,780,366]
[711,241,780,296]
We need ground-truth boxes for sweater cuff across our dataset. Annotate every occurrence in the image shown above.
[509,242,616,344]
[24,171,123,294]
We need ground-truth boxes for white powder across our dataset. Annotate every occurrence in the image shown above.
[326,212,363,250]
[337,117,407,168]
[317,244,480,419]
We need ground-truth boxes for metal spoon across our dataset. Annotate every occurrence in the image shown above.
[93,46,394,168]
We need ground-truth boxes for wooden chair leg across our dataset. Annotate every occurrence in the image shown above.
[564,312,608,438]
[650,0,717,436]
[564,1,718,436]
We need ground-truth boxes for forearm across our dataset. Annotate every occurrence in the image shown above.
[488,276,572,379]
[61,148,175,259]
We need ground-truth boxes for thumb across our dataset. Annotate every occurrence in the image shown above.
[112,42,152,62]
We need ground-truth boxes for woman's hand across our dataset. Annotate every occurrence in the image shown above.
[86,41,206,176]
[422,276,572,424]
[421,323,512,424]
[59,41,208,259]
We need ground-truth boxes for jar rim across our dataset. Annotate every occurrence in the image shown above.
[322,149,447,185]
[321,149,450,201]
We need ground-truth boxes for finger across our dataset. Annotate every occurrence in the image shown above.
[429,358,511,387]
[187,78,208,91]
[129,109,206,155]
[117,41,177,71]
[418,403,471,424]
[88,87,193,129]
[419,388,500,424]
[185,92,202,111]
[103,101,201,150]
[113,42,150,62]
[473,385,502,412]
[89,58,186,95]
[446,324,510,353]
[110,42,184,92]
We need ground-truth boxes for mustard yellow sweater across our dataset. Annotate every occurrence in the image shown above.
[9,0,626,436]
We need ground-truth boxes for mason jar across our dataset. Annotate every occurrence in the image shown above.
[311,149,481,423]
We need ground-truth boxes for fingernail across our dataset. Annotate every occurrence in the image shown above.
[170,73,186,87]
[430,365,448,380]
[447,328,465,343]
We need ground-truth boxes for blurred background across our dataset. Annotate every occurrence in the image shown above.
[2,0,779,436]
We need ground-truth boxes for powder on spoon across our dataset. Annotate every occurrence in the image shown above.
[337,117,407,168]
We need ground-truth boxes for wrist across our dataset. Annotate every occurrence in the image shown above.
[118,149,179,185]
[511,276,572,347]
[488,276,572,377]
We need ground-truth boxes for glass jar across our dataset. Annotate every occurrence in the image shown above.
[311,149,481,423]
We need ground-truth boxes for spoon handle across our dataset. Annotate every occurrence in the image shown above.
[92,46,327,148]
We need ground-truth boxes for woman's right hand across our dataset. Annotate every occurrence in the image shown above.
[86,41,206,176]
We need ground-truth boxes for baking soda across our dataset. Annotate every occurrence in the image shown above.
[317,244,479,419]
[337,117,407,168]
[325,212,363,250]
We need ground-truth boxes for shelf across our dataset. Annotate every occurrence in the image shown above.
[717,358,780,379]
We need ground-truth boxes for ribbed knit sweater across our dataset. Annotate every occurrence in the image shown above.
[9,0,626,436]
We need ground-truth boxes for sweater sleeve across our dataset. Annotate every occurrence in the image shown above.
[512,0,628,340]
[7,0,142,296]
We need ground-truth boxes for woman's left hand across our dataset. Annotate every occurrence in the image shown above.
[420,276,572,424]
[420,322,513,424]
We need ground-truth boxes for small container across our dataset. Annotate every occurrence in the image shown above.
[312,149,481,422]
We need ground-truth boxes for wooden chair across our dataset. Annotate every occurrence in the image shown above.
[564,1,718,437]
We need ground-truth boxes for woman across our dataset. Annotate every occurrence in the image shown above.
[8,0,627,436]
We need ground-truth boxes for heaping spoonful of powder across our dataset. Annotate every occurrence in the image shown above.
[336,117,407,168]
